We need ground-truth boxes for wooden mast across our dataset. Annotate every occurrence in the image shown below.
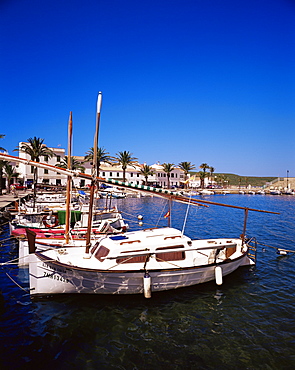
[65,112,73,244]
[86,92,102,253]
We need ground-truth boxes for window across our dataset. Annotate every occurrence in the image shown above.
[137,173,139,177]
[171,173,174,178]
[44,155,48,162]
[102,172,105,176]
[156,245,185,261]
[175,173,177,178]
[130,173,133,177]
[30,166,34,174]
[109,172,112,177]
[56,155,61,162]
[94,246,110,261]
[44,169,48,174]
[117,172,119,177]
[116,250,148,264]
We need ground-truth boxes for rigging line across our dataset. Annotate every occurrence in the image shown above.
[107,255,135,270]
[156,198,169,227]
[182,192,193,236]
[155,256,182,269]
[5,272,30,293]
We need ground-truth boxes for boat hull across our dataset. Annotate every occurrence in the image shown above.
[29,252,251,296]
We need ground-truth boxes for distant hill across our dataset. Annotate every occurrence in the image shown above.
[190,172,276,187]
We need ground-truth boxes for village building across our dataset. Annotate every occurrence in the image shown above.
[12,143,185,189]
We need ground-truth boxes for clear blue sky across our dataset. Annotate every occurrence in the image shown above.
[1,0,294,177]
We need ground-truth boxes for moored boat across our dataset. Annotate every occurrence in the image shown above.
[28,226,256,297]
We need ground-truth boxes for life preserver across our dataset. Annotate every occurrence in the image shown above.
[42,214,59,228]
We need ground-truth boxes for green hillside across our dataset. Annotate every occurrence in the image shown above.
[218,174,276,186]
[190,172,276,187]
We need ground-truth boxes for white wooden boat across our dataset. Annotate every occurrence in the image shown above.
[10,206,127,234]
[256,190,266,195]
[28,227,255,297]
[199,190,215,195]
[270,190,281,195]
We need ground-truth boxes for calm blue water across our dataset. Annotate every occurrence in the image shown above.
[1,195,295,369]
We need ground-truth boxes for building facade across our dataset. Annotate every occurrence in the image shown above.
[15,143,185,189]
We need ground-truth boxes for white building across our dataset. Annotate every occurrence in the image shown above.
[17,143,68,188]
[16,143,185,189]
[188,174,211,188]
[99,162,184,188]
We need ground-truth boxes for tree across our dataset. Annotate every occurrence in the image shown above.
[209,166,215,185]
[199,163,210,188]
[56,156,85,172]
[0,134,6,195]
[178,161,196,188]
[0,134,6,152]
[84,147,113,176]
[215,174,229,188]
[113,151,138,182]
[198,171,207,189]
[4,163,19,193]
[0,160,8,195]
[162,163,175,189]
[140,164,154,185]
[16,137,54,206]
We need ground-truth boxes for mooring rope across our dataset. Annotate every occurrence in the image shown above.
[257,241,295,254]
[0,236,18,244]
[5,272,30,293]
[0,257,21,266]
[0,220,10,227]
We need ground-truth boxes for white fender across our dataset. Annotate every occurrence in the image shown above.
[143,272,151,298]
[215,266,223,285]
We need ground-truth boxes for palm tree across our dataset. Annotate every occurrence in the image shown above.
[209,166,215,186]
[0,160,8,195]
[113,151,138,182]
[0,134,6,152]
[215,174,227,187]
[16,137,54,206]
[0,134,6,195]
[162,163,175,189]
[178,161,195,188]
[56,156,85,172]
[84,147,113,176]
[199,163,209,188]
[198,171,207,189]
[140,164,154,185]
[4,163,19,193]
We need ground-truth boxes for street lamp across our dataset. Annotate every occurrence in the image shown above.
[287,170,289,188]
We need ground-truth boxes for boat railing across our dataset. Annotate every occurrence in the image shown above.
[246,237,257,263]
[101,242,239,261]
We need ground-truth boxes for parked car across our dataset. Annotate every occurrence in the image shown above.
[14,184,27,190]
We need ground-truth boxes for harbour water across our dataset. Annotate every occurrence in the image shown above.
[0,194,294,369]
